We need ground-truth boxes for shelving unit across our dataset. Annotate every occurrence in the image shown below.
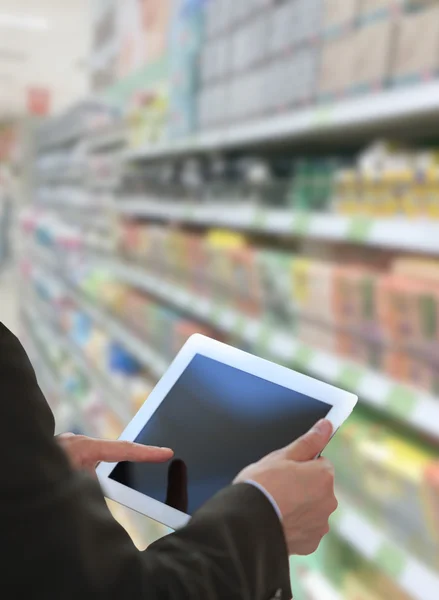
[125,81,439,160]
[68,287,168,380]
[84,256,439,441]
[22,308,94,435]
[116,199,439,254]
[27,1,439,594]
[334,494,439,600]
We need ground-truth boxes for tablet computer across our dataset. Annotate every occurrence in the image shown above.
[97,334,357,530]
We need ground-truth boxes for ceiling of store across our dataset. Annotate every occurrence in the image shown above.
[0,0,91,118]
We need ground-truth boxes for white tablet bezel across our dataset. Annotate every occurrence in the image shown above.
[97,334,357,530]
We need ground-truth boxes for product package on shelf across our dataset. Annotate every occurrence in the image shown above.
[288,158,340,211]
[269,0,297,57]
[359,0,404,23]
[349,17,395,94]
[168,0,204,139]
[323,0,360,37]
[293,0,323,47]
[334,141,439,218]
[284,46,320,108]
[391,4,439,85]
[318,35,354,100]
[327,408,439,570]
[126,82,170,149]
[257,250,297,329]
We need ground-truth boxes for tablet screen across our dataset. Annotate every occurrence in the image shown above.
[110,354,331,516]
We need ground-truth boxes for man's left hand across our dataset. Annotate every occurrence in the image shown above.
[57,433,174,474]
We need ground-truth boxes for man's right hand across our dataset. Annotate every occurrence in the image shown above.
[235,419,337,556]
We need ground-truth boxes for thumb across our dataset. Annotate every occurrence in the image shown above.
[284,419,333,462]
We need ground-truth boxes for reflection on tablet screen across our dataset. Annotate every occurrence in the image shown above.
[110,354,331,515]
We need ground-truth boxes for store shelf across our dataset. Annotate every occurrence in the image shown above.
[63,334,133,424]
[26,297,133,424]
[38,171,85,185]
[335,494,439,600]
[125,81,439,160]
[28,254,439,600]
[87,125,126,153]
[23,310,93,435]
[100,258,439,441]
[68,288,168,380]
[37,128,84,153]
[28,288,134,425]
[116,198,439,254]
[297,570,341,600]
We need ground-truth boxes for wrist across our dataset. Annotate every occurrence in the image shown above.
[239,480,283,522]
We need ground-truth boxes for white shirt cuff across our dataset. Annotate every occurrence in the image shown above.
[243,480,282,522]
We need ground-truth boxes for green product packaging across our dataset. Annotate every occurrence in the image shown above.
[289,160,313,211]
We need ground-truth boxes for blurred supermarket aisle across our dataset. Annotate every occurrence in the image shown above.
[4,0,439,599]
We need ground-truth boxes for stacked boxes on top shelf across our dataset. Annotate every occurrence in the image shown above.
[197,0,439,132]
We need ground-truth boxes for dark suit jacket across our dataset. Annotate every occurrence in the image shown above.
[0,322,291,600]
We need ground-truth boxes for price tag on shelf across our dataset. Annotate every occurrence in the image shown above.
[375,542,406,579]
[252,207,267,229]
[183,205,195,220]
[385,385,417,419]
[346,216,373,243]
[292,213,311,236]
[312,106,334,127]
[336,365,364,393]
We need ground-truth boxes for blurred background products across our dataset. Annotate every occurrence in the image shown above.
[1,0,439,598]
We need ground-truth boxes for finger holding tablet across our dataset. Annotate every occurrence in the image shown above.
[235,419,338,556]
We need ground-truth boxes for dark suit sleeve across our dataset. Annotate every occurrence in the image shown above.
[0,323,291,600]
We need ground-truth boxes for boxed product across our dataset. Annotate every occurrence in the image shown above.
[264,59,289,113]
[205,243,233,301]
[359,0,403,22]
[349,18,395,93]
[378,274,439,354]
[333,168,362,214]
[203,0,226,38]
[269,0,297,56]
[336,331,384,370]
[391,4,439,83]
[318,35,355,99]
[326,410,439,565]
[229,246,263,317]
[333,266,381,339]
[165,227,188,284]
[205,229,245,300]
[285,46,320,107]
[323,0,359,34]
[186,232,208,294]
[257,250,296,327]
[384,349,439,392]
[292,258,334,325]
[292,0,323,46]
